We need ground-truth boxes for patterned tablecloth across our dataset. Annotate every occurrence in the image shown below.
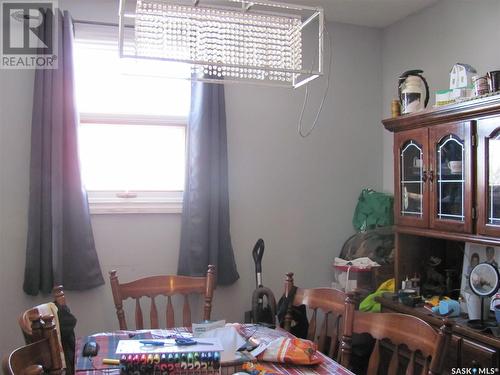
[75,325,353,375]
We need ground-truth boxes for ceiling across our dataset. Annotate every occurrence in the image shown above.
[280,0,439,28]
[106,0,440,29]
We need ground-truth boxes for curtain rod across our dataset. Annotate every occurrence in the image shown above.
[73,19,134,28]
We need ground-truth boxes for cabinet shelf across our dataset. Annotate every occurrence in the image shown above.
[395,225,500,246]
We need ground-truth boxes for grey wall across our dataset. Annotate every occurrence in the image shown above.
[382,0,500,191]
[0,0,384,355]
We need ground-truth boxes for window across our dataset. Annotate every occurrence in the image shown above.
[74,24,191,214]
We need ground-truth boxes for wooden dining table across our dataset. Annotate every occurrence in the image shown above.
[74,324,353,375]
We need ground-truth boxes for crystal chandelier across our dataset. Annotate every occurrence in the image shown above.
[118,0,324,88]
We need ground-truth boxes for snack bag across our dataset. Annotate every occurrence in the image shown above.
[257,337,323,365]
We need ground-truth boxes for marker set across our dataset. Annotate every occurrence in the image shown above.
[118,351,221,374]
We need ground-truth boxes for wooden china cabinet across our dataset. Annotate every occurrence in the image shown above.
[381,94,500,371]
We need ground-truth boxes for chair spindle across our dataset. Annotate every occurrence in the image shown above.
[388,345,399,375]
[421,357,430,375]
[41,315,63,373]
[183,295,191,327]
[135,298,144,329]
[317,312,329,353]
[367,339,381,375]
[166,296,175,328]
[328,314,341,360]
[307,309,317,341]
[150,297,159,329]
[406,350,416,375]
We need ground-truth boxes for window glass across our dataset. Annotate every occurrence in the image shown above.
[79,124,185,191]
[73,24,190,198]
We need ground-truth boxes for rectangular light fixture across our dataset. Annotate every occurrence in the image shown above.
[118,0,324,88]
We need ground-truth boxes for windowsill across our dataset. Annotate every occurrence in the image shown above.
[88,191,183,215]
[89,201,182,215]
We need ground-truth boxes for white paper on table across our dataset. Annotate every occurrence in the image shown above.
[198,326,246,362]
[192,320,226,337]
[249,343,268,357]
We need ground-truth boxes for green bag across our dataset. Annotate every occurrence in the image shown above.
[353,189,394,232]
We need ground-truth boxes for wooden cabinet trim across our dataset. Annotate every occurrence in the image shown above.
[394,225,500,246]
[383,94,500,132]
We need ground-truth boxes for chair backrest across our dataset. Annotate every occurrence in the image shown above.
[340,293,452,375]
[3,312,63,375]
[283,272,346,359]
[18,286,68,371]
[19,286,66,340]
[109,265,216,330]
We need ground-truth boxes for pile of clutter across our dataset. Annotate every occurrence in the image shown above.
[435,63,499,106]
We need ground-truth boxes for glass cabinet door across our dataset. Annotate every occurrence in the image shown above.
[429,122,473,233]
[478,119,500,236]
[488,132,500,226]
[436,135,465,221]
[400,141,424,217]
[394,128,429,228]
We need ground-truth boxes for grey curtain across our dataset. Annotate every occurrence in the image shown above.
[178,80,239,286]
[24,10,104,295]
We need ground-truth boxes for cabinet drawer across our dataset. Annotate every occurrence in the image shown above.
[461,339,498,368]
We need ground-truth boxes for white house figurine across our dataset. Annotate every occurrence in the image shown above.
[450,63,477,89]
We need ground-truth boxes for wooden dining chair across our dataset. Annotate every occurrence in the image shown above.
[3,311,63,375]
[18,285,70,373]
[282,272,347,360]
[340,293,452,375]
[109,265,216,329]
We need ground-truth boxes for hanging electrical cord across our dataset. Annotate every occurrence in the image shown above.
[298,22,333,138]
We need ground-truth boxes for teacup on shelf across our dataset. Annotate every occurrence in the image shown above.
[448,160,462,174]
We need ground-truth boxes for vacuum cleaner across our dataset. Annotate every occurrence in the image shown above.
[245,239,276,327]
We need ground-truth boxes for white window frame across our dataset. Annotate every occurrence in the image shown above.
[80,112,187,215]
